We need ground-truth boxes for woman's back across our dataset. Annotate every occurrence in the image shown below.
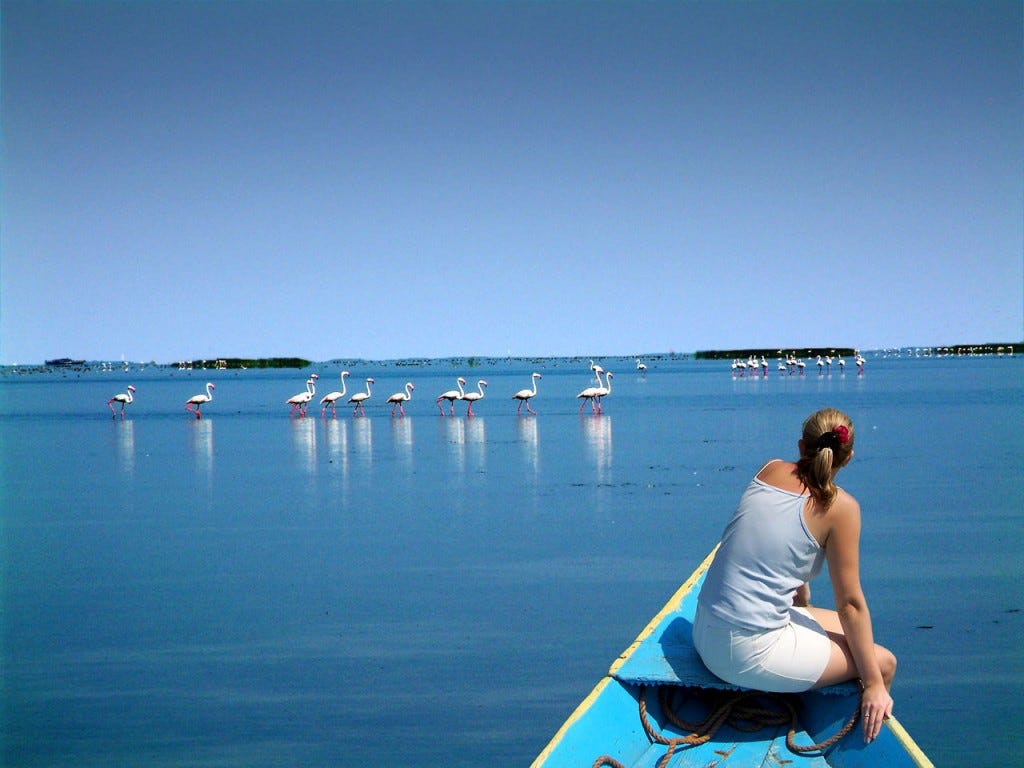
[697,460,825,631]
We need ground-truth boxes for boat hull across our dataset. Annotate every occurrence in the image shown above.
[532,548,933,768]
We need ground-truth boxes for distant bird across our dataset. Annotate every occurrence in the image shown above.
[594,371,613,412]
[186,382,215,418]
[436,377,466,416]
[348,377,375,416]
[855,351,866,374]
[837,354,846,373]
[816,355,825,375]
[286,374,318,417]
[512,372,542,415]
[636,358,647,373]
[462,380,487,417]
[107,385,136,418]
[760,356,768,376]
[387,382,415,417]
[320,371,350,418]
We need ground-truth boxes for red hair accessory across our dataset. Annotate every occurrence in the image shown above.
[833,425,851,445]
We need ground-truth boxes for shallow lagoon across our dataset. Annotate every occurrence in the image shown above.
[2,355,1022,766]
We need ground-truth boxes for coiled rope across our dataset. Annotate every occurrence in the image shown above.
[592,684,861,768]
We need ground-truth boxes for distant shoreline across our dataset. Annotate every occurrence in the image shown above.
[4,342,1020,373]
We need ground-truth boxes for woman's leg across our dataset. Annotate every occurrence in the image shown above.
[805,606,897,690]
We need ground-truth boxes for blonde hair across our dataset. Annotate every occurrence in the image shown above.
[795,408,854,509]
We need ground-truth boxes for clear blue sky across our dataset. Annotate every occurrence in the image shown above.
[2,0,1021,364]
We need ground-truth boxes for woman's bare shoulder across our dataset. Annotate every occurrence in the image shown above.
[753,460,806,495]
[833,486,860,510]
[827,487,862,524]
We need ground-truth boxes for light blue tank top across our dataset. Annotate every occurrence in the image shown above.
[698,463,825,631]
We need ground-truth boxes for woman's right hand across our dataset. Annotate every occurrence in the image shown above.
[860,682,894,743]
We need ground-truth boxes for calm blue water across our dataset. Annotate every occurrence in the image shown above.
[2,355,1021,767]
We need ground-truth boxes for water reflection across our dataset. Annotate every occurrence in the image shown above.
[441,417,467,472]
[581,414,613,483]
[466,417,486,473]
[113,419,135,475]
[291,417,317,475]
[517,416,539,476]
[324,418,349,475]
[188,418,214,479]
[391,417,414,470]
[352,417,373,465]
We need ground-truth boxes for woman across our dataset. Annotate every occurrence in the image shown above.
[693,408,896,744]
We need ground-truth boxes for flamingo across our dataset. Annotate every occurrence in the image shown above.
[387,382,415,417]
[589,359,604,377]
[636,358,647,373]
[594,371,613,412]
[816,355,825,375]
[286,374,318,417]
[107,385,136,418]
[185,382,215,418]
[320,371,350,418]
[577,369,604,414]
[512,372,542,415]
[462,380,487,417]
[348,378,374,416]
[760,356,769,377]
[436,377,466,416]
[837,354,846,373]
[855,351,866,374]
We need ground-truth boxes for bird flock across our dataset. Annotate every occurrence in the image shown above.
[105,359,639,420]
[730,351,866,378]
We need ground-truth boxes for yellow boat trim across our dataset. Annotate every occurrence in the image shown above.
[885,715,935,767]
[532,547,719,767]
[530,676,613,768]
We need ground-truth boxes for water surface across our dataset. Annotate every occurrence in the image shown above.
[2,356,1021,766]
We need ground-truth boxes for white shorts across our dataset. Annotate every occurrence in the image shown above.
[693,603,832,693]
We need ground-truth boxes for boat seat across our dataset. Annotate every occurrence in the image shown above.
[611,575,859,697]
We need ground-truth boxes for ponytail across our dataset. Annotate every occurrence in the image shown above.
[795,408,854,509]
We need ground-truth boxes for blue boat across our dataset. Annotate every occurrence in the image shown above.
[532,547,934,768]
